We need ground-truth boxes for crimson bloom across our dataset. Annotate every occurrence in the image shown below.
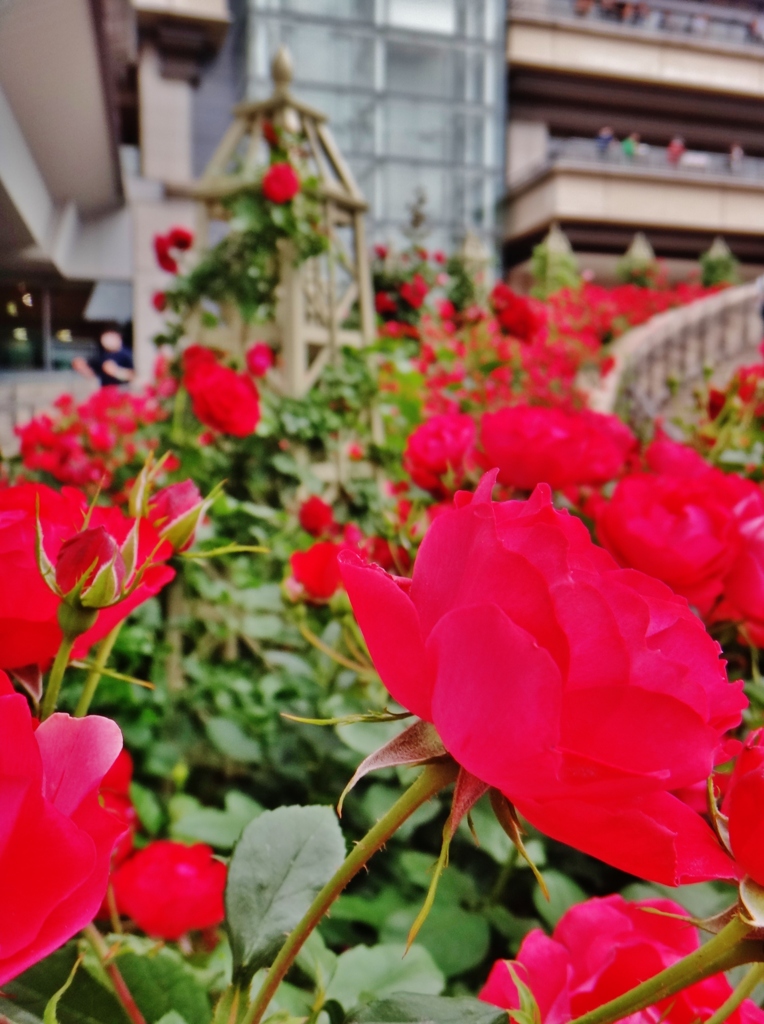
[403,413,476,497]
[0,678,124,984]
[182,349,260,437]
[490,283,545,343]
[340,475,742,884]
[112,841,226,941]
[399,273,428,309]
[480,895,764,1024]
[262,162,300,204]
[290,541,345,601]
[299,496,336,537]
[153,235,177,274]
[0,484,174,670]
[481,404,637,492]
[167,225,193,251]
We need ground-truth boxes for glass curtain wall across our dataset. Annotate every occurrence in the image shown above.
[247,0,505,252]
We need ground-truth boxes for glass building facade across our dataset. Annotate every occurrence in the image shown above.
[246,0,505,251]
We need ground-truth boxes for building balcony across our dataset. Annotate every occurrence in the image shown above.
[508,0,764,99]
[502,136,764,265]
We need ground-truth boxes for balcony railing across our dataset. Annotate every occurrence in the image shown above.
[509,0,764,49]
[513,137,764,187]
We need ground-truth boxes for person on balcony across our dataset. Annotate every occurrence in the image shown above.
[621,132,640,160]
[597,126,615,156]
[730,143,745,172]
[667,136,686,166]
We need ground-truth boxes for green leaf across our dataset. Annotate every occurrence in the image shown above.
[130,781,165,836]
[205,717,262,763]
[44,955,81,1024]
[114,943,211,1024]
[226,805,346,984]
[3,944,130,1024]
[0,998,44,1024]
[380,904,491,978]
[170,791,263,850]
[532,870,586,928]
[346,993,508,1024]
[325,944,444,1010]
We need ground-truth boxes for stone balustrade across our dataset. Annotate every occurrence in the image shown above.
[584,279,764,431]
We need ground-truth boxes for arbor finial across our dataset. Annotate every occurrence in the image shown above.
[271,46,293,92]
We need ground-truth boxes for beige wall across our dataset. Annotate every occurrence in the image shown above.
[508,18,764,98]
[505,164,764,240]
[507,120,548,185]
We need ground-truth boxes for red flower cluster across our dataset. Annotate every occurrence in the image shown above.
[153,226,194,274]
[480,404,637,492]
[480,895,764,1024]
[182,345,260,438]
[399,273,429,310]
[16,387,170,494]
[262,162,300,204]
[490,283,546,343]
[0,677,124,984]
[340,474,742,885]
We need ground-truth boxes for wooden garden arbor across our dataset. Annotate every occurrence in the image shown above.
[184,46,375,397]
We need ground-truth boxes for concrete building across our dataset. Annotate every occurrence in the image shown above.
[0,0,228,438]
[504,0,764,277]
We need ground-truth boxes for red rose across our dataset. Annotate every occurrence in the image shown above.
[490,283,544,343]
[480,895,764,1024]
[340,475,742,884]
[0,682,124,984]
[153,235,178,274]
[403,413,476,497]
[724,730,764,885]
[708,387,726,420]
[0,484,174,670]
[245,342,275,378]
[167,225,193,251]
[594,469,750,616]
[399,273,428,310]
[290,541,345,601]
[112,841,226,941]
[375,292,398,315]
[262,162,300,204]
[151,291,167,312]
[55,526,126,606]
[481,404,636,492]
[715,487,764,642]
[184,356,260,437]
[100,749,137,868]
[299,496,336,537]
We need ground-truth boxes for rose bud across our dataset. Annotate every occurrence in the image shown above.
[148,480,207,552]
[262,162,300,204]
[245,342,275,378]
[167,225,194,251]
[55,526,127,609]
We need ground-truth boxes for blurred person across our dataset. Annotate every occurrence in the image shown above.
[73,328,135,387]
[730,142,745,170]
[621,132,640,159]
[596,125,615,155]
[667,135,686,166]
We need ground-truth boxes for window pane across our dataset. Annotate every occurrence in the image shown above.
[385,100,454,160]
[385,40,460,98]
[386,0,457,34]
[299,87,377,155]
[265,22,375,88]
